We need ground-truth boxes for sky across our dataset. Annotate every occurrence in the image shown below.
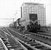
[0,0,51,26]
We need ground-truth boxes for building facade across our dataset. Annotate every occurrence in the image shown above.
[20,3,46,28]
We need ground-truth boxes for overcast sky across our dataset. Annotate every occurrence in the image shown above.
[0,0,51,26]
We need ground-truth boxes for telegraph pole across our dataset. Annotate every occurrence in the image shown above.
[12,11,17,22]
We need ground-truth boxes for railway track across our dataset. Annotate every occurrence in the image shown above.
[8,27,51,45]
[0,38,8,50]
[1,27,51,50]
[1,28,34,50]
[0,28,27,50]
[2,35,27,50]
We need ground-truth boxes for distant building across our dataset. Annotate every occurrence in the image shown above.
[20,3,46,28]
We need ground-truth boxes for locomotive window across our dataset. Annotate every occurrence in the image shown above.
[29,14,37,21]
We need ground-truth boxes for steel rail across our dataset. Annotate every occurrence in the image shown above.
[1,29,28,50]
[7,28,51,49]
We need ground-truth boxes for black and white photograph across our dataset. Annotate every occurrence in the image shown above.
[0,0,51,50]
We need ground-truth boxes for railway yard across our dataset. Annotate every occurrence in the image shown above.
[0,1,51,50]
[0,27,51,50]
[0,3,50,50]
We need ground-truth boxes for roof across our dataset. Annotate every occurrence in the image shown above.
[21,3,43,6]
[25,3,43,5]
